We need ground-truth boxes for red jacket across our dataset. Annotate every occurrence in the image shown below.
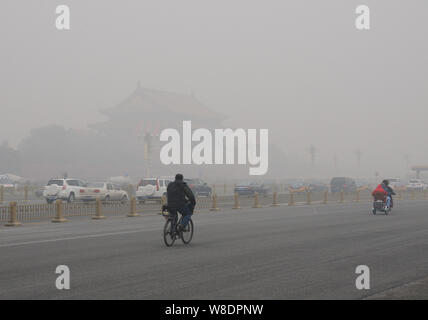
[372,184,387,196]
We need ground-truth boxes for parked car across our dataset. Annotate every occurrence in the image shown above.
[136,177,173,203]
[42,178,87,203]
[184,178,212,197]
[0,174,22,192]
[82,182,129,202]
[307,184,329,193]
[406,179,428,191]
[234,181,269,196]
[288,183,308,193]
[330,177,357,193]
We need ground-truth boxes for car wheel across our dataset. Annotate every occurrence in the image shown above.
[104,195,110,203]
[46,199,53,204]
[67,193,75,203]
[121,195,128,203]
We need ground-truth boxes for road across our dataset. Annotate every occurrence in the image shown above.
[1,199,428,299]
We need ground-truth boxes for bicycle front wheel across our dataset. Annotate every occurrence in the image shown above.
[163,219,176,247]
[180,219,194,244]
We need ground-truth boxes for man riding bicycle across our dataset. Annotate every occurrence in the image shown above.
[166,174,196,232]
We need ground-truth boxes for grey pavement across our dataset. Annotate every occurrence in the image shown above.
[0,199,427,299]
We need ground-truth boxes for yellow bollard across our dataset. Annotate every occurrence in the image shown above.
[323,191,328,204]
[306,191,311,205]
[128,196,139,217]
[52,199,68,222]
[355,190,360,202]
[252,192,261,208]
[5,202,21,226]
[424,190,428,200]
[0,185,3,203]
[398,190,402,200]
[288,192,295,206]
[24,185,28,201]
[271,191,279,207]
[233,192,240,209]
[159,195,167,214]
[339,190,344,203]
[92,197,106,219]
[210,193,220,211]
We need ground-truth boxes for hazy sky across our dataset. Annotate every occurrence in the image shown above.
[1,1,427,177]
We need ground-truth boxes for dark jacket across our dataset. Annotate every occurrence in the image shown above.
[382,183,395,197]
[167,180,196,208]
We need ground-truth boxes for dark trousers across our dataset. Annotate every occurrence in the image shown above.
[169,202,194,228]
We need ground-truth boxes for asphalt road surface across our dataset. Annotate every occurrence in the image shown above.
[1,199,427,299]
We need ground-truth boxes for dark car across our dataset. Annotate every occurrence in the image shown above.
[184,178,212,197]
[234,181,269,196]
[330,177,357,193]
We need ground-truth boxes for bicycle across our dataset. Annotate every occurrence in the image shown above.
[162,205,194,247]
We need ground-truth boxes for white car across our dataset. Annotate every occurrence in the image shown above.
[43,178,87,203]
[406,179,428,191]
[136,177,173,203]
[82,182,129,202]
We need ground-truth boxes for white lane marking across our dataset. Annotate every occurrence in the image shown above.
[0,228,154,248]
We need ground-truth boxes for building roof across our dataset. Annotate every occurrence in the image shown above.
[99,83,225,121]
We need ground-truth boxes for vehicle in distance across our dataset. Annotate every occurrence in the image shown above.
[330,177,357,193]
[43,178,87,203]
[307,184,329,193]
[136,177,173,203]
[82,182,129,202]
[288,183,308,193]
[406,179,428,191]
[184,178,212,197]
[0,175,16,192]
[234,181,269,196]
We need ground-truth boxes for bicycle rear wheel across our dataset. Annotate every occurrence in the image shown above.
[163,219,176,247]
[180,219,194,244]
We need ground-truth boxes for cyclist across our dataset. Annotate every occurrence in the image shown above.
[166,173,196,232]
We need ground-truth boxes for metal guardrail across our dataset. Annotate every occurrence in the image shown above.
[1,190,427,225]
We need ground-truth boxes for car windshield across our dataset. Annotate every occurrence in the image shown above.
[140,179,156,186]
[66,180,80,186]
[332,178,346,184]
[47,179,63,186]
[88,182,104,188]
[237,181,252,186]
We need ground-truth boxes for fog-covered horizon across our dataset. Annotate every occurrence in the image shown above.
[1,0,428,180]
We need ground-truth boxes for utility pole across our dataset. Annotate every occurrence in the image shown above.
[403,154,410,169]
[309,145,316,166]
[355,149,362,168]
[144,132,153,177]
